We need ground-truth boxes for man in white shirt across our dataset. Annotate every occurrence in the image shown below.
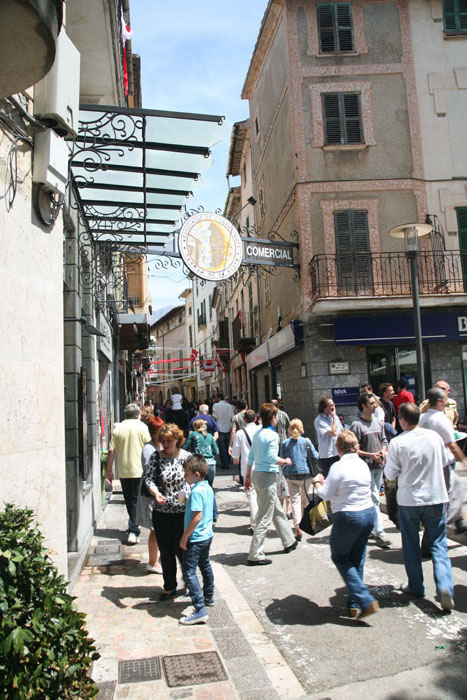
[232,409,260,532]
[385,402,454,611]
[419,386,467,535]
[213,393,235,470]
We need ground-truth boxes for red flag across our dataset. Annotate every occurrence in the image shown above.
[190,349,199,362]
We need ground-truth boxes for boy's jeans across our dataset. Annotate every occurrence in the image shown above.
[182,537,214,612]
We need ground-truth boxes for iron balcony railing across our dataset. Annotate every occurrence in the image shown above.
[310,251,465,299]
[232,310,256,351]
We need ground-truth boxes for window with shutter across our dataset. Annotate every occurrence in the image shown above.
[334,209,373,294]
[457,207,467,290]
[322,92,363,145]
[317,3,354,53]
[443,0,467,34]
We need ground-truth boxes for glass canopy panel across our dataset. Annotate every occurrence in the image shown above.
[71,103,224,249]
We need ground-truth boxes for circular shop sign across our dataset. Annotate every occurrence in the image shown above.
[178,212,243,281]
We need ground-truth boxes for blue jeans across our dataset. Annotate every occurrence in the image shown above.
[398,503,453,598]
[218,431,230,469]
[207,466,219,521]
[331,507,376,610]
[182,537,214,612]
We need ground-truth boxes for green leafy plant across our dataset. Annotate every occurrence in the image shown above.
[0,504,100,699]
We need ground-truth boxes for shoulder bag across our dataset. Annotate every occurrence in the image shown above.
[299,481,333,536]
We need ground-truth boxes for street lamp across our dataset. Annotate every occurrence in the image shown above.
[388,222,432,401]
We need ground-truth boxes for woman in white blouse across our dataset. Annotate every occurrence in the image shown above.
[317,429,379,621]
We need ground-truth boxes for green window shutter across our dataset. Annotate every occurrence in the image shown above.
[343,93,362,143]
[334,210,372,293]
[459,0,467,31]
[336,4,354,51]
[317,4,335,52]
[323,93,342,144]
[323,93,363,145]
[457,207,467,286]
[443,0,467,33]
[317,3,354,53]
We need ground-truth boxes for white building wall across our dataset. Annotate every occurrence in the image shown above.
[0,119,67,573]
[409,0,467,239]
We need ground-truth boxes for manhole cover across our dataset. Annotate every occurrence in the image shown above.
[118,656,161,684]
[96,680,116,699]
[162,651,227,688]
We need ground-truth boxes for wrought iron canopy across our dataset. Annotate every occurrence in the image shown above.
[70,104,224,250]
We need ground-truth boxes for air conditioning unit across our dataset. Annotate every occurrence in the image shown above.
[34,30,80,137]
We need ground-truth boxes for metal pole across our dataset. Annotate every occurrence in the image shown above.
[114,324,120,422]
[407,250,425,401]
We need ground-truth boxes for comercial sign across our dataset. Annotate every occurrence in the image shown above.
[179,212,243,281]
[242,238,297,267]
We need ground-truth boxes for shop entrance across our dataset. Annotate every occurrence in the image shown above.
[367,344,430,402]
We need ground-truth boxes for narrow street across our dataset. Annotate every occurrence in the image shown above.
[75,472,467,699]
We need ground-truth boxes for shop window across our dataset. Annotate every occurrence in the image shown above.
[264,374,271,403]
[317,3,354,53]
[334,209,373,293]
[443,0,467,35]
[322,92,363,145]
[367,344,430,403]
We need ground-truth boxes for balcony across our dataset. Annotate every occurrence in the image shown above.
[310,251,465,303]
[232,310,256,352]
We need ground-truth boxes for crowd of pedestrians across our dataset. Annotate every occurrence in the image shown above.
[105,378,467,626]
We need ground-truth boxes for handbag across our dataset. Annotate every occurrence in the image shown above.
[299,481,333,536]
[306,441,321,478]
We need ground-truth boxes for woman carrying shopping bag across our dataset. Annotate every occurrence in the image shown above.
[280,419,319,541]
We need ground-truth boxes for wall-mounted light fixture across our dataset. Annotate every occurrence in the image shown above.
[64,317,105,337]
[300,362,307,378]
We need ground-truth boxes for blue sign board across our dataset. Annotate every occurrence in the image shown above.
[335,312,467,345]
[332,387,360,406]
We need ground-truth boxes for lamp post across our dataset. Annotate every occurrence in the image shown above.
[388,222,432,401]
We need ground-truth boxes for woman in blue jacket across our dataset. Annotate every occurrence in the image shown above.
[281,419,319,541]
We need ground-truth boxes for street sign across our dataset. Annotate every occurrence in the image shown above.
[242,238,297,267]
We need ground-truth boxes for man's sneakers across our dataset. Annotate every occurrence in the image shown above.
[127,532,140,545]
[204,598,215,607]
[179,609,208,625]
[440,590,455,611]
[374,535,391,549]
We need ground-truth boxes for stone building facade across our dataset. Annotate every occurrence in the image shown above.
[238,0,467,434]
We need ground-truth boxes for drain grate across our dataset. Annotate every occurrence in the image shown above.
[162,651,227,688]
[96,680,116,700]
[118,656,161,684]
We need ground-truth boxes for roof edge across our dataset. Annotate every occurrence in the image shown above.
[241,0,285,100]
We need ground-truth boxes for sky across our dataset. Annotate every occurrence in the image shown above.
[130,1,268,310]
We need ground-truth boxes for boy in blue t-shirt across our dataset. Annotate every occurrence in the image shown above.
[179,455,215,625]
